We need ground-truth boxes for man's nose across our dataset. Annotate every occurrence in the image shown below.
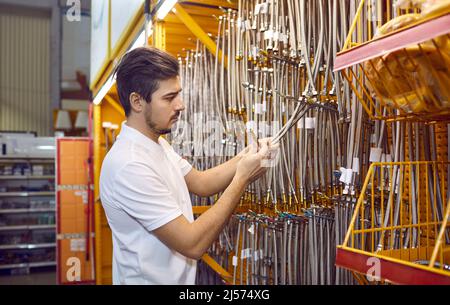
[174,96,185,112]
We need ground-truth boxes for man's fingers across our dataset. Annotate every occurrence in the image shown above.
[257,140,269,158]
[258,137,273,147]
[248,142,258,155]
[269,142,280,151]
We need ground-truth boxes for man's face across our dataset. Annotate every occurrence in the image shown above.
[143,76,184,135]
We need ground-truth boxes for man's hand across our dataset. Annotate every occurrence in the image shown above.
[258,137,280,166]
[237,137,279,159]
[235,140,270,184]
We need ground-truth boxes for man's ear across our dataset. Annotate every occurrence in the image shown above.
[129,92,143,113]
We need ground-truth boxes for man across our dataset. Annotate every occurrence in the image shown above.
[100,47,276,284]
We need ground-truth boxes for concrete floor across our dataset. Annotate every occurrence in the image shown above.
[0,271,56,285]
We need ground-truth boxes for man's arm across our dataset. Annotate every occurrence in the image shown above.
[184,138,277,197]
[184,153,243,197]
[153,142,268,260]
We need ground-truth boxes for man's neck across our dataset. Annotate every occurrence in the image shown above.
[125,118,160,143]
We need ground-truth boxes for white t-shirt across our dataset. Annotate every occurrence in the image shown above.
[99,122,197,285]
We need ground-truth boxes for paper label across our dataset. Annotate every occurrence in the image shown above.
[254,3,261,14]
[344,168,353,184]
[352,157,360,173]
[273,31,279,42]
[305,117,316,129]
[264,29,273,40]
[260,2,269,14]
[369,147,382,162]
[232,256,238,266]
[248,224,255,235]
[339,167,347,183]
[255,103,264,114]
[70,238,86,252]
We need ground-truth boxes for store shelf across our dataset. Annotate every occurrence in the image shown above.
[0,224,55,231]
[0,158,54,164]
[0,154,56,274]
[332,8,450,122]
[0,261,56,270]
[336,247,450,285]
[335,161,450,284]
[0,191,55,197]
[0,208,55,214]
[334,13,450,71]
[0,175,54,180]
[0,243,56,250]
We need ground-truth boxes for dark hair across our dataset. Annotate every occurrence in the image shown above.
[113,47,179,116]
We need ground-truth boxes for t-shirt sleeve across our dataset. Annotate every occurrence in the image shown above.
[160,137,192,176]
[112,161,183,231]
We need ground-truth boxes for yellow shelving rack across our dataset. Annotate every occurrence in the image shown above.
[334,0,450,284]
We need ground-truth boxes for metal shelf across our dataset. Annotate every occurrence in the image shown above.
[0,224,56,231]
[0,158,54,164]
[0,156,57,273]
[0,261,56,270]
[0,243,56,250]
[0,191,55,197]
[334,13,450,71]
[0,175,55,180]
[0,208,55,214]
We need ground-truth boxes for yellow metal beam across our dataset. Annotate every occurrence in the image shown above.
[104,94,125,116]
[201,253,233,283]
[93,104,103,284]
[192,206,211,214]
[180,0,237,9]
[172,3,223,62]
[153,20,166,50]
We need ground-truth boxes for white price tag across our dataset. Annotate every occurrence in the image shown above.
[246,121,256,132]
[70,238,86,252]
[232,256,238,266]
[273,31,279,41]
[339,167,347,183]
[254,3,261,14]
[255,103,264,114]
[246,248,251,258]
[352,157,360,173]
[248,224,255,235]
[264,29,274,40]
[369,147,382,162]
[344,168,353,184]
[305,117,316,129]
[260,2,269,14]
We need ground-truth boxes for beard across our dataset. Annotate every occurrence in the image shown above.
[144,108,172,136]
